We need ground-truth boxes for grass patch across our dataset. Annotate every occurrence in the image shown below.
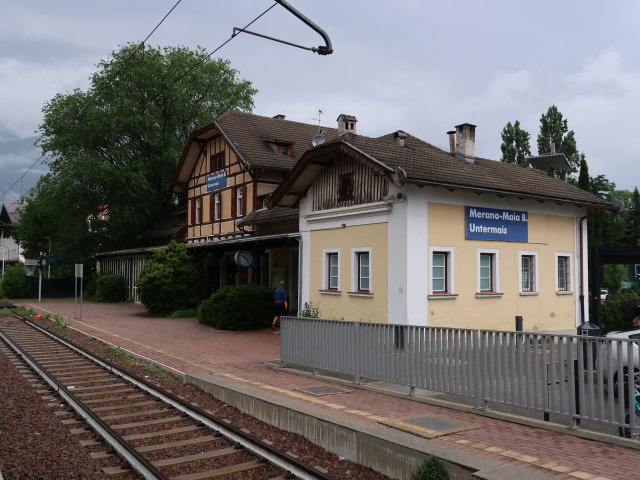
[144,362,171,380]
[109,345,127,357]
[0,308,12,316]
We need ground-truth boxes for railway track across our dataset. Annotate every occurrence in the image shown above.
[0,314,336,480]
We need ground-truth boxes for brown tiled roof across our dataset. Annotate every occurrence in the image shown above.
[237,207,299,227]
[175,111,613,210]
[214,111,340,171]
[331,132,613,208]
[138,207,186,243]
[172,111,340,192]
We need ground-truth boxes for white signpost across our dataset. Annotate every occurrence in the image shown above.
[26,258,46,302]
[74,264,83,320]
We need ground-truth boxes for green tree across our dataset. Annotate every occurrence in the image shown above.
[500,120,531,165]
[136,241,201,315]
[18,43,257,265]
[537,105,580,179]
[577,155,589,191]
[622,187,640,245]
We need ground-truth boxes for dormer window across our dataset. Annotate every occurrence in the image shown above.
[267,141,293,156]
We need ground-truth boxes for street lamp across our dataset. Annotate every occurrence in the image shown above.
[0,245,7,277]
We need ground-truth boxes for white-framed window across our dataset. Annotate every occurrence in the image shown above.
[236,187,244,218]
[322,248,340,292]
[556,252,573,293]
[214,192,221,221]
[519,251,538,294]
[350,247,372,294]
[477,248,500,295]
[429,246,455,295]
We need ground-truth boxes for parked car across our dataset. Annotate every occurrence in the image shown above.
[598,328,640,393]
[600,288,609,301]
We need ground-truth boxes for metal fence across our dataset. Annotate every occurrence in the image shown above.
[280,317,640,434]
[98,255,148,303]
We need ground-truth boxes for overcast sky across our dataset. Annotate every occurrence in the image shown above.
[1,0,639,203]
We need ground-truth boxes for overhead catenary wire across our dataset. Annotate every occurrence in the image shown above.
[1,0,185,204]
[2,1,280,205]
[3,1,304,205]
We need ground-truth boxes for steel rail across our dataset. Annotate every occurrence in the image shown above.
[10,315,336,480]
[0,324,167,480]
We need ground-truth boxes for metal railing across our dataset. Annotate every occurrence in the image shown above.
[280,317,640,434]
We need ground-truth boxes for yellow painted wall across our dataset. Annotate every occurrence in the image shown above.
[428,203,576,331]
[309,223,388,323]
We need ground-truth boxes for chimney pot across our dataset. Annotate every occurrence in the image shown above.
[447,130,456,154]
[455,123,476,162]
[337,114,357,135]
[393,130,408,147]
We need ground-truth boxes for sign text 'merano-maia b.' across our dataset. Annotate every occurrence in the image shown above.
[465,206,528,242]
[206,171,227,192]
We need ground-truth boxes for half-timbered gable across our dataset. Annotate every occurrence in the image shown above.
[173,110,344,244]
[186,133,255,241]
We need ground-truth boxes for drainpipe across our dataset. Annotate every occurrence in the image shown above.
[579,209,602,325]
[297,236,303,315]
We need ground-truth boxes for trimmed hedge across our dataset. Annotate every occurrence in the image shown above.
[0,264,30,298]
[96,274,126,302]
[198,284,273,330]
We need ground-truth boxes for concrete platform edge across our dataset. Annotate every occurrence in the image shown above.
[186,371,555,480]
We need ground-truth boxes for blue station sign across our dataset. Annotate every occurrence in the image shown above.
[206,171,227,192]
[465,206,528,242]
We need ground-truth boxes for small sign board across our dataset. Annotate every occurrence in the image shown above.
[465,206,528,242]
[24,259,39,266]
[75,263,84,278]
[206,171,227,191]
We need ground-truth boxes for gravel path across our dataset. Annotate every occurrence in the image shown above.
[0,314,393,480]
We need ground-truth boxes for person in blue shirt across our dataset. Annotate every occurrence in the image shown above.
[272,280,288,333]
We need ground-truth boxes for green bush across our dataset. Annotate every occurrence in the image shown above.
[84,271,99,300]
[301,301,320,318]
[410,455,449,480]
[95,274,126,302]
[601,289,640,333]
[0,264,30,298]
[137,241,201,315]
[169,308,198,318]
[198,284,272,330]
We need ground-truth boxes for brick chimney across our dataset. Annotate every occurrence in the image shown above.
[455,123,476,163]
[337,114,357,135]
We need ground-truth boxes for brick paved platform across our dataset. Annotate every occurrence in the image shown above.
[23,300,640,480]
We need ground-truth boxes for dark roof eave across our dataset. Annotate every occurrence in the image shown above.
[404,178,617,211]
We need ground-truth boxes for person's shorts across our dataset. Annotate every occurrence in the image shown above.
[274,303,287,316]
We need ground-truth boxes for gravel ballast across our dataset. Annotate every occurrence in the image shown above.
[0,314,393,479]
